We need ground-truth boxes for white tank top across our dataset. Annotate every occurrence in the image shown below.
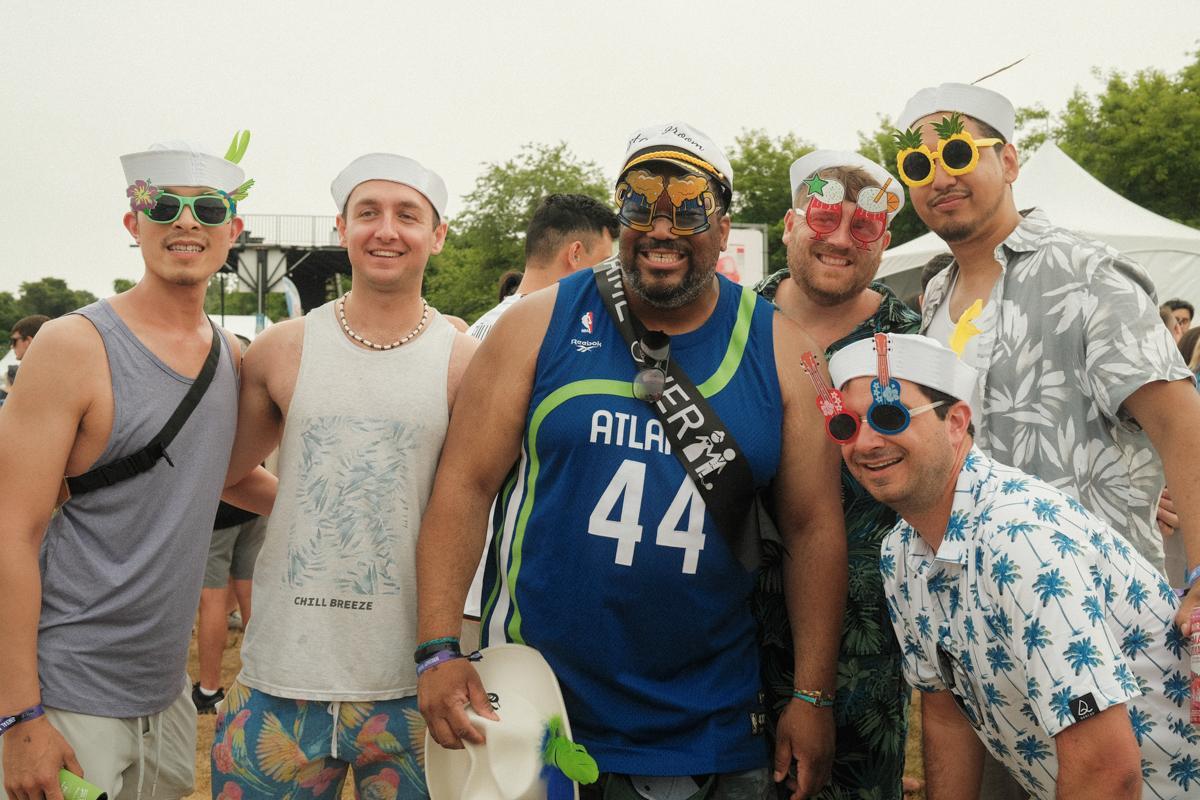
[238,300,454,700]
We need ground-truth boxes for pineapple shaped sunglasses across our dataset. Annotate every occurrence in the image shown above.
[799,335,944,445]
[893,112,1001,188]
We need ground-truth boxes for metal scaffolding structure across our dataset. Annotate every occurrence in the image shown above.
[220,214,351,327]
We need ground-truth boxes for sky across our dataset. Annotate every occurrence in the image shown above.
[2,1,1198,299]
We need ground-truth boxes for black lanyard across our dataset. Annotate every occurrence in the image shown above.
[64,321,222,498]
[592,259,760,572]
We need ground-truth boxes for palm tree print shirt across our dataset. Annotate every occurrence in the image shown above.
[920,209,1193,571]
[883,447,1198,799]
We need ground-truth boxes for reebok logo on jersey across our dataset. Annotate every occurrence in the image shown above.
[571,338,601,353]
[580,311,595,334]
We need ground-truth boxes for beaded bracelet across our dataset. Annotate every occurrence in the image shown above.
[792,689,835,708]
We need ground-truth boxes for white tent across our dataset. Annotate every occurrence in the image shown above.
[878,143,1200,304]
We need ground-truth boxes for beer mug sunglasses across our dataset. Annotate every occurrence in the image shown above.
[615,168,718,236]
[894,112,1001,188]
[799,335,944,445]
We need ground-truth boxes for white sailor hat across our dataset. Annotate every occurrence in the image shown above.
[829,333,978,416]
[120,134,248,195]
[789,150,905,222]
[331,153,448,219]
[425,644,595,800]
[619,122,733,205]
[897,83,1016,142]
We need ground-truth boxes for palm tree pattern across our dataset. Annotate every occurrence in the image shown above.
[919,209,1192,571]
[882,447,1197,798]
[753,274,921,799]
[287,415,420,595]
[210,680,428,799]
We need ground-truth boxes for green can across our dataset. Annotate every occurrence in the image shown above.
[59,770,107,800]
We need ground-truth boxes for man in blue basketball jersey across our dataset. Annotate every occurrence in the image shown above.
[417,123,848,799]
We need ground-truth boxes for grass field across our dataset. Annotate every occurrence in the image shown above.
[184,623,926,799]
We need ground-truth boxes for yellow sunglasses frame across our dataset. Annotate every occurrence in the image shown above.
[896,132,1002,187]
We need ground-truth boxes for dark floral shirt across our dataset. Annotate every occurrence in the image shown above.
[753,272,920,800]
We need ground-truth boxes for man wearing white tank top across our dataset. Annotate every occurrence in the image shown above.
[217,153,477,797]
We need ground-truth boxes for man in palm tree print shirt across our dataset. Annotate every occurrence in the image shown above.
[828,333,1197,800]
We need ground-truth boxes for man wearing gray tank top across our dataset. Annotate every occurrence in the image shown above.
[0,135,275,798]
[216,153,477,796]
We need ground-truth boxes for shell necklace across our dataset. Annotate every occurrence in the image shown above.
[337,291,429,350]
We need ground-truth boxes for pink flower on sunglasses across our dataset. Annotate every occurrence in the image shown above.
[126,180,161,212]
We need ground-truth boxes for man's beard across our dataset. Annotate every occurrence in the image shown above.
[620,241,714,310]
[167,271,209,287]
[789,247,878,307]
[926,187,1005,243]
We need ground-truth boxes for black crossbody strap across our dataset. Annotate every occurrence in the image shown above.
[66,321,223,497]
[593,260,760,571]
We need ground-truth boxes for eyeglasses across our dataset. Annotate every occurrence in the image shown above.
[895,130,1001,188]
[800,351,860,443]
[615,169,718,236]
[800,175,895,250]
[142,193,234,226]
[867,332,950,436]
[800,349,943,444]
[631,330,670,403]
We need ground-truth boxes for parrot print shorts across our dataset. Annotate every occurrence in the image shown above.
[210,680,428,800]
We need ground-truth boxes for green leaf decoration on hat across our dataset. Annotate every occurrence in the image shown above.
[932,112,967,139]
[224,130,251,164]
[893,127,924,150]
[542,715,599,784]
[228,178,255,203]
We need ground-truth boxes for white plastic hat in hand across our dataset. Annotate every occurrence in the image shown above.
[425,644,598,800]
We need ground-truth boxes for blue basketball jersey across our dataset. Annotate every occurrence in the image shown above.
[480,265,783,775]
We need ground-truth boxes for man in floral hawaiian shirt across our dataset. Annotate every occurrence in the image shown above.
[753,150,918,800]
[829,332,1198,800]
[895,82,1200,632]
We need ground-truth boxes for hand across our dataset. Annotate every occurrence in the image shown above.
[417,657,499,750]
[1156,488,1177,537]
[1175,585,1199,635]
[2,715,81,800]
[773,699,834,800]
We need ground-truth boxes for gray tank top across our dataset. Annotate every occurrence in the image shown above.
[38,299,238,717]
[238,300,453,701]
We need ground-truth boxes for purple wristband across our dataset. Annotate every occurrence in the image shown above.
[416,648,462,677]
[0,704,45,737]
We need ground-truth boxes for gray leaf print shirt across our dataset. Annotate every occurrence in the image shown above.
[920,209,1193,570]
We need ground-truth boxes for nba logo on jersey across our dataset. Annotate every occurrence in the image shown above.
[580,312,594,334]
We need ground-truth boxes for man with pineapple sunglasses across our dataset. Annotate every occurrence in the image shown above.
[895,83,1200,638]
